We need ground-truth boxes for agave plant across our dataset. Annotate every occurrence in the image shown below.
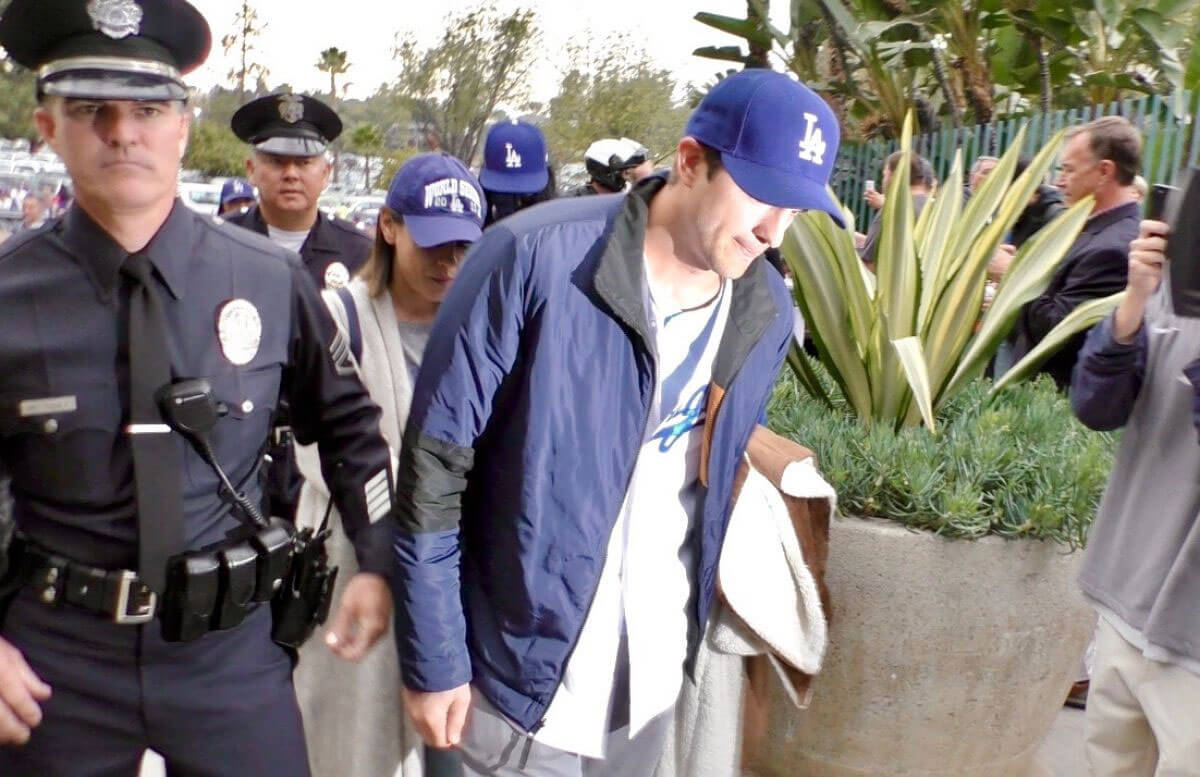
[783,113,1123,431]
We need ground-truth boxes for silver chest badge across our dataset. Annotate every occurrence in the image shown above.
[87,0,143,39]
[216,299,263,366]
[323,261,349,290]
[279,94,304,124]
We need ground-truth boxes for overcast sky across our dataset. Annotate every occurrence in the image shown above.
[186,0,788,102]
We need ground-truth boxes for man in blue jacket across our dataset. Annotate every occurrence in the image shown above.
[394,69,843,776]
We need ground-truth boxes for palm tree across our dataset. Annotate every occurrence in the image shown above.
[315,47,350,103]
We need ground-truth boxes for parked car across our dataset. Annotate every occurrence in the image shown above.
[178,181,222,216]
[346,196,385,235]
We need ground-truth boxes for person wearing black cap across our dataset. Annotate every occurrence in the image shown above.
[226,92,370,293]
[0,2,396,774]
[226,92,373,524]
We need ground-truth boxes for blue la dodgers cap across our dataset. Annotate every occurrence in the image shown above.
[684,70,844,227]
[478,120,549,195]
[220,178,254,205]
[386,153,487,248]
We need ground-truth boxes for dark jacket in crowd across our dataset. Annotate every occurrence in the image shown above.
[1010,201,1140,389]
[225,205,370,291]
[1010,185,1066,249]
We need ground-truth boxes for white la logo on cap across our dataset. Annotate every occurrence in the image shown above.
[505,142,522,169]
[216,299,263,366]
[87,0,143,39]
[797,112,827,166]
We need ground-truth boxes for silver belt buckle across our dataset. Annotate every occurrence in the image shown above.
[113,571,157,625]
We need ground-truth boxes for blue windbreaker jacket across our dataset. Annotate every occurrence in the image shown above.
[394,175,794,733]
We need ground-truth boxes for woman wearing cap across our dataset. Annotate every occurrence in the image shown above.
[479,118,556,225]
[291,152,486,777]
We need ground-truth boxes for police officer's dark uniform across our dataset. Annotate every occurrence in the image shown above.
[0,2,395,775]
[225,93,371,293]
[225,94,374,523]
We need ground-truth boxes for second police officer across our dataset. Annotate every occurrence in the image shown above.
[226,92,374,525]
[0,1,396,774]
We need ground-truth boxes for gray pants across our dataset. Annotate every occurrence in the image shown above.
[458,694,672,777]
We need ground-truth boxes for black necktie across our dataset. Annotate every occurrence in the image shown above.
[121,253,184,594]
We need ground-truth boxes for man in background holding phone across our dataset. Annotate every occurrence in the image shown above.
[1069,172,1200,773]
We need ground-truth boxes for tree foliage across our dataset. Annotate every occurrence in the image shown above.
[694,0,1200,139]
[184,121,247,177]
[387,3,540,162]
[543,37,691,166]
[316,47,351,102]
[221,1,269,103]
[0,60,35,142]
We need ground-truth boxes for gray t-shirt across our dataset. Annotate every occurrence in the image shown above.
[396,319,433,386]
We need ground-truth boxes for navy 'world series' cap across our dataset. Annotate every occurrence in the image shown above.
[479,120,549,195]
[685,70,844,227]
[386,153,486,248]
[0,0,212,101]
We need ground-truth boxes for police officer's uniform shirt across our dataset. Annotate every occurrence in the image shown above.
[227,205,370,291]
[0,202,394,575]
[535,265,731,758]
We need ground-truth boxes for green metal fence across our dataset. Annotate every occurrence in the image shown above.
[834,91,1200,232]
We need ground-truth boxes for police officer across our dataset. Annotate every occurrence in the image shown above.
[0,2,395,774]
[227,93,372,523]
[227,92,370,292]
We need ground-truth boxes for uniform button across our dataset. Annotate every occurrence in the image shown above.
[241,400,254,413]
[44,418,58,434]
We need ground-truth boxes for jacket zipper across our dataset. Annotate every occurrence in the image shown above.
[528,350,657,735]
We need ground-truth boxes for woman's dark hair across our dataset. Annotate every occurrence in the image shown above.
[361,208,401,298]
[484,166,558,227]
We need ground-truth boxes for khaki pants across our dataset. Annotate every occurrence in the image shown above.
[1085,618,1200,776]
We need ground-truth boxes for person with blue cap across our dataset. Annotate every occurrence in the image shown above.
[291,151,485,777]
[219,178,255,216]
[394,68,842,775]
[479,119,556,226]
[0,1,397,774]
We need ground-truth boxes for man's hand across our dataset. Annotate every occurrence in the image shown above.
[403,684,472,749]
[324,572,392,662]
[1114,220,1169,343]
[0,636,51,745]
[986,244,1016,283]
[865,189,885,211]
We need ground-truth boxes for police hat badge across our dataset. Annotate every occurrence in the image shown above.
[216,299,263,366]
[87,0,143,39]
[279,94,304,124]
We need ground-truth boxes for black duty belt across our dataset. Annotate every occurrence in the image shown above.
[8,517,334,649]
[16,540,158,625]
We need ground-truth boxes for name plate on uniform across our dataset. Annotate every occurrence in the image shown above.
[18,395,77,417]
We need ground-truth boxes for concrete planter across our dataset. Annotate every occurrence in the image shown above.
[750,515,1093,777]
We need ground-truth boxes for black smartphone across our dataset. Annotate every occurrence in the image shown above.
[1147,184,1177,221]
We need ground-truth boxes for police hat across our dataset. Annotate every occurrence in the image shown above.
[231,93,343,157]
[0,0,211,102]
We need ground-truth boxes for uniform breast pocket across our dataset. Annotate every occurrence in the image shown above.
[0,390,124,503]
[183,366,281,491]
